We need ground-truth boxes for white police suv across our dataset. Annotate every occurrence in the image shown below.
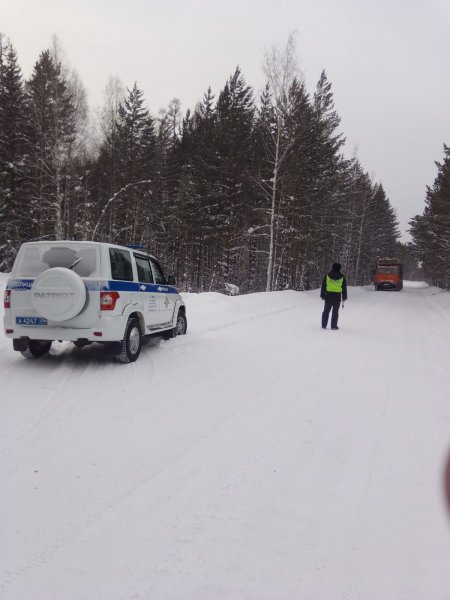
[3,241,187,362]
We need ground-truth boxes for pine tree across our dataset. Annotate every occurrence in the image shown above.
[214,67,255,289]
[24,50,77,240]
[275,77,317,290]
[274,72,347,290]
[0,35,28,269]
[107,82,156,244]
[169,88,219,291]
[410,144,450,288]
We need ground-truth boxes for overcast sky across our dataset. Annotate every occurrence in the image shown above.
[2,0,450,239]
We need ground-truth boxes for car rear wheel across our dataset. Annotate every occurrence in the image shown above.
[116,317,142,363]
[20,340,52,359]
[175,312,187,335]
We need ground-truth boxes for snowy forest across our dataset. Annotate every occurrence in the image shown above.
[409,145,450,289]
[1,32,446,292]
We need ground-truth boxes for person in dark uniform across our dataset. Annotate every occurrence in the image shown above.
[320,263,347,329]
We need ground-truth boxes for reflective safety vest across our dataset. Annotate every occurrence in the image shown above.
[326,275,344,293]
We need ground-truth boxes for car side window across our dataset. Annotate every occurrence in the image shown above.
[150,259,166,284]
[135,256,154,283]
[110,249,133,281]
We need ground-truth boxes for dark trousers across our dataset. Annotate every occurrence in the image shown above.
[322,298,340,328]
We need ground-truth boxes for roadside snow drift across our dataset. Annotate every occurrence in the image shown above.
[1,273,449,599]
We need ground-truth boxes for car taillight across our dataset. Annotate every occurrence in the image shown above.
[100,291,120,311]
[4,290,11,309]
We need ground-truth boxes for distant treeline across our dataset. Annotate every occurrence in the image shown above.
[1,32,440,292]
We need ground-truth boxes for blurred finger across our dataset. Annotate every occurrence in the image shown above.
[445,450,450,517]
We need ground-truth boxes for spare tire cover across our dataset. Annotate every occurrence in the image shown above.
[31,267,87,322]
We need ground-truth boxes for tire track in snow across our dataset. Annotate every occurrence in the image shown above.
[194,298,314,336]
[0,302,328,595]
[1,291,365,594]
[0,340,161,463]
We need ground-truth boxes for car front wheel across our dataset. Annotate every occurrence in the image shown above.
[162,311,187,340]
[117,317,142,363]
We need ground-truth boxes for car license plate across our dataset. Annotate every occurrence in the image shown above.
[16,316,48,326]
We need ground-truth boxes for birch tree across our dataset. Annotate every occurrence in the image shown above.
[261,32,299,290]
[90,76,125,239]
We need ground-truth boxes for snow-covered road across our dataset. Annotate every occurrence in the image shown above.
[1,274,449,599]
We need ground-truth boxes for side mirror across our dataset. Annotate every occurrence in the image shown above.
[167,275,176,286]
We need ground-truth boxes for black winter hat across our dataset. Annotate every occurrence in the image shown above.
[332,263,342,271]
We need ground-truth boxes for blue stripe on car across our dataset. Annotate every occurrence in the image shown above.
[8,278,178,294]
[102,281,178,294]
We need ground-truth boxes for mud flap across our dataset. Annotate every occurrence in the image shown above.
[103,341,122,355]
[13,338,28,352]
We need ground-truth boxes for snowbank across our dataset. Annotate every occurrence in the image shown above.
[403,280,429,288]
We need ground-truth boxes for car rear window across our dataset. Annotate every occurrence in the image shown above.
[14,243,100,278]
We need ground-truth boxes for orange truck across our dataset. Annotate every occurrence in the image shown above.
[373,258,403,291]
